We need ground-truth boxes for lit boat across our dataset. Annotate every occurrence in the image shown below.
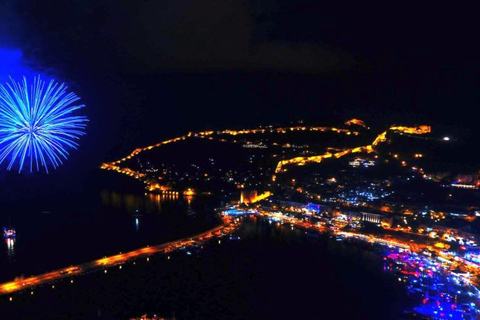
[3,227,16,238]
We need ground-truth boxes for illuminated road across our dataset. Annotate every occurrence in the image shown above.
[100,120,366,183]
[100,121,431,188]
[273,125,430,174]
[102,121,363,168]
[0,216,238,296]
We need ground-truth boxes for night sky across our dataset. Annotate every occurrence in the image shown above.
[0,1,478,194]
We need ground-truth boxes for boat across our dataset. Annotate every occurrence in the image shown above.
[3,227,16,238]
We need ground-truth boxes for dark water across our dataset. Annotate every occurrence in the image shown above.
[0,172,221,282]
[1,212,413,320]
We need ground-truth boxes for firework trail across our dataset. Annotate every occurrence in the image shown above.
[0,76,88,173]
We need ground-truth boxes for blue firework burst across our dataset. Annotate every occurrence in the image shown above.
[0,76,88,173]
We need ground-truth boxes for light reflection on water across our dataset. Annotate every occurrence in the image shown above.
[0,185,209,284]
[100,190,181,214]
[0,213,431,319]
[6,238,15,262]
[135,218,140,232]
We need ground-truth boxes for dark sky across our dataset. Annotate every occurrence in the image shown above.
[0,0,478,191]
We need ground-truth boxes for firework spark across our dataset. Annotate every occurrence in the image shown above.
[0,76,88,173]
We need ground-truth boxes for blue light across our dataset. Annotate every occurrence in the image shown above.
[223,209,247,216]
[0,76,88,173]
[0,48,37,84]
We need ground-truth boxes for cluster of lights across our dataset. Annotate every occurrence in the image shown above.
[384,250,480,318]
[100,121,368,189]
[103,121,363,171]
[275,125,430,174]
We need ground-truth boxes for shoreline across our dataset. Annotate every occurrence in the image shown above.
[0,215,239,296]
